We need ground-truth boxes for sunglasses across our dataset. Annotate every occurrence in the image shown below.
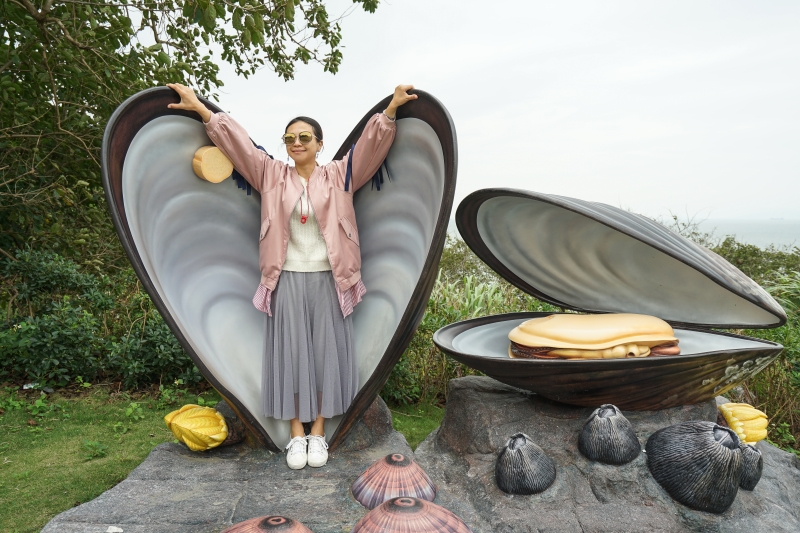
[281,131,318,145]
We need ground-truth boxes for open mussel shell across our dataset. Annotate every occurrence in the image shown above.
[222,515,312,532]
[351,453,437,510]
[739,444,763,491]
[578,404,640,465]
[351,497,473,533]
[102,87,457,451]
[495,433,556,495]
[646,421,743,514]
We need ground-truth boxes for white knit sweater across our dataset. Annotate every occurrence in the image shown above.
[282,176,332,272]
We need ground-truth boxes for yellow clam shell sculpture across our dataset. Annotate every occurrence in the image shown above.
[718,402,769,445]
[165,404,229,451]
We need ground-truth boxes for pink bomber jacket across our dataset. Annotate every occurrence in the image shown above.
[204,111,397,315]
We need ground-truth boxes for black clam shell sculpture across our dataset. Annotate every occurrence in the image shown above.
[222,515,312,532]
[351,453,437,510]
[739,444,763,491]
[646,421,743,514]
[351,497,473,533]
[495,433,557,495]
[578,404,640,465]
[101,87,456,452]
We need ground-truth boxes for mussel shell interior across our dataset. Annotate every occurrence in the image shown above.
[105,88,455,450]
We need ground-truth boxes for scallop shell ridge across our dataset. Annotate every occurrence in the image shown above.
[646,421,743,514]
[351,453,437,510]
[221,515,313,532]
[495,433,556,495]
[351,497,473,533]
[578,404,640,465]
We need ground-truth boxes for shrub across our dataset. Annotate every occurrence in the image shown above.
[1,249,199,389]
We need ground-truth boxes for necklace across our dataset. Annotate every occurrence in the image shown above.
[299,182,309,224]
[300,195,308,224]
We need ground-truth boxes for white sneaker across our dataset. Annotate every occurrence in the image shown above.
[307,434,329,467]
[285,436,308,470]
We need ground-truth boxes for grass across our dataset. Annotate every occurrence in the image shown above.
[388,401,446,450]
[0,384,221,533]
[0,385,443,533]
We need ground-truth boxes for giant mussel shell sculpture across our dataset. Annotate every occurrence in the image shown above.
[433,189,786,411]
[495,433,557,495]
[222,516,312,533]
[102,87,456,451]
[351,453,437,509]
[645,421,744,514]
[351,497,473,533]
[578,404,640,465]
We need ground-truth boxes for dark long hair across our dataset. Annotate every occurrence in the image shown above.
[285,116,323,141]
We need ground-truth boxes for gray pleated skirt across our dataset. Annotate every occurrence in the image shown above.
[262,271,358,423]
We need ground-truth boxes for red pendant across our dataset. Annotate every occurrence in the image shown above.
[300,215,308,224]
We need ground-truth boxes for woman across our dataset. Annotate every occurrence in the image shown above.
[166,83,416,469]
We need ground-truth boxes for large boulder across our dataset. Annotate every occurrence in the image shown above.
[415,376,800,533]
[41,396,410,533]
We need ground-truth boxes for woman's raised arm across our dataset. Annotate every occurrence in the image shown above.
[166,83,277,193]
[344,84,417,192]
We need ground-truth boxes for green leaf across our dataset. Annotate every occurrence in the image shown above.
[284,0,295,21]
[253,15,264,32]
[241,28,251,47]
[204,3,216,26]
[232,8,244,30]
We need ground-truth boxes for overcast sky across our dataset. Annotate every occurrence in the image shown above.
[210,1,800,221]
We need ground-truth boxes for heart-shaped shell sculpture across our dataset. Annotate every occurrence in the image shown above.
[351,497,473,533]
[164,404,228,452]
[718,402,769,445]
[646,421,743,514]
[739,444,764,491]
[102,87,456,452]
[221,516,312,533]
[578,404,640,465]
[495,433,556,495]
[351,453,437,510]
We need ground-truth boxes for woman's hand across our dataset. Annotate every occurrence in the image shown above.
[166,83,212,123]
[384,84,418,119]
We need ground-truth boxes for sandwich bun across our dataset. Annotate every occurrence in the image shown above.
[508,314,678,359]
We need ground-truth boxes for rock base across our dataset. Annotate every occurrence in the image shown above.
[41,397,409,533]
[415,376,800,533]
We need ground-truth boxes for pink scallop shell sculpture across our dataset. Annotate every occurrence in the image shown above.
[351,453,437,510]
[222,515,313,533]
[351,497,473,533]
